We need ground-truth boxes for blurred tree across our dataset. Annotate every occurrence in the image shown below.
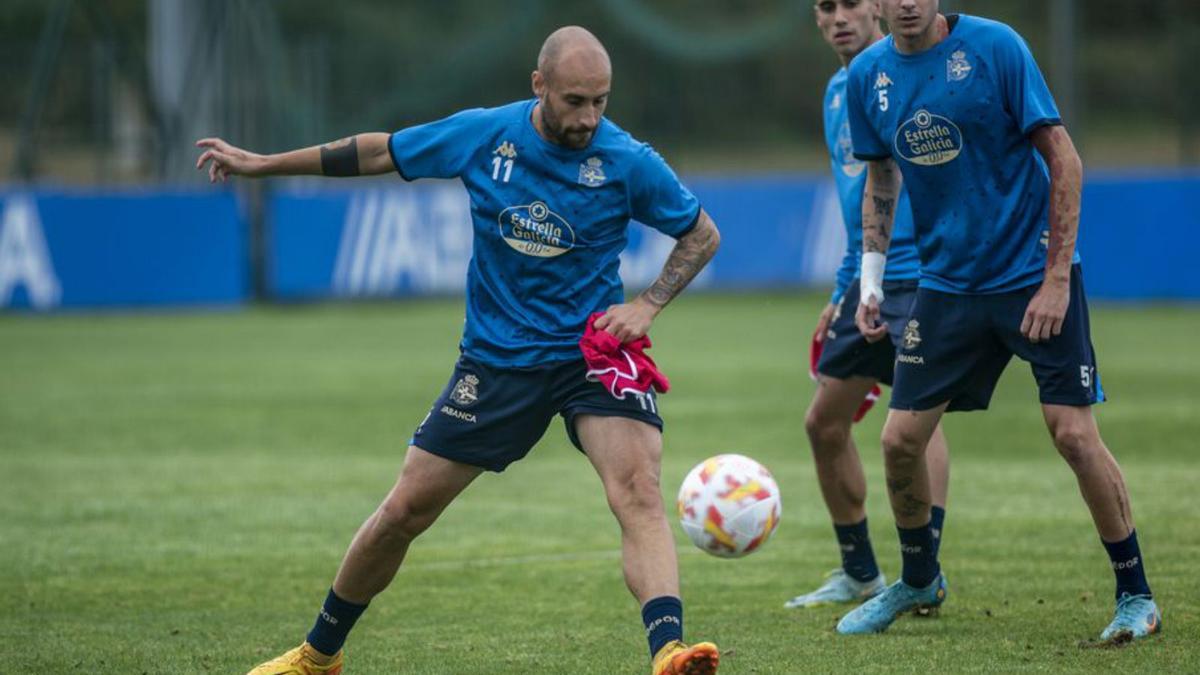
[3,0,1197,183]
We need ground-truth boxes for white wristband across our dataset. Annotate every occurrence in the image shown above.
[860,252,886,305]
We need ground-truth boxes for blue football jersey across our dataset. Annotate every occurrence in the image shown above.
[824,67,920,303]
[845,15,1079,294]
[388,99,700,368]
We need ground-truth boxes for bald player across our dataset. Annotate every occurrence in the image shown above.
[198,26,722,675]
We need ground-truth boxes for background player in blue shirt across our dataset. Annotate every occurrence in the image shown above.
[839,0,1160,641]
[785,0,952,613]
[197,26,721,675]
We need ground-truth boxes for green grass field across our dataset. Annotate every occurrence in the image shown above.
[3,293,1199,674]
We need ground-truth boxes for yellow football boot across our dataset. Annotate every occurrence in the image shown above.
[246,643,343,675]
[652,640,719,675]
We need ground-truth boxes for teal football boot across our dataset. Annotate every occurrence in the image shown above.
[785,569,886,609]
[1100,593,1161,643]
[836,574,947,634]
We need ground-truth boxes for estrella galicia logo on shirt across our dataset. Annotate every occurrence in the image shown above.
[837,120,865,178]
[894,109,963,166]
[498,200,577,257]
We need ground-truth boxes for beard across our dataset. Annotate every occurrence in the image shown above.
[539,102,595,149]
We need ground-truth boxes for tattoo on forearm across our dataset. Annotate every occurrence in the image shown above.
[641,218,719,308]
[862,163,899,255]
[320,136,360,177]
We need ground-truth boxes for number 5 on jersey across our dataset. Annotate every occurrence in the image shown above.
[878,88,889,112]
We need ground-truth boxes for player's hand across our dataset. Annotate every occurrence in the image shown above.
[814,302,837,344]
[1021,278,1069,343]
[195,138,267,183]
[855,296,889,343]
[595,298,659,343]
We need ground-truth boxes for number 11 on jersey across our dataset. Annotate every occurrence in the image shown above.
[492,156,514,182]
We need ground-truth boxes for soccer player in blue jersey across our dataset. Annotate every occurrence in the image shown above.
[837,0,1161,641]
[196,26,721,675]
[785,0,952,612]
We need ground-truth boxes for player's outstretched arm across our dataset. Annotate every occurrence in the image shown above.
[594,209,720,343]
[855,158,901,342]
[1021,124,1083,342]
[194,133,394,183]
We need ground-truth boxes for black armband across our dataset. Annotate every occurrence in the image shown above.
[320,137,360,177]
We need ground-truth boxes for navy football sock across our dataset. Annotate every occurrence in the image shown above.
[306,588,369,657]
[929,505,946,557]
[1102,530,1152,600]
[834,518,881,582]
[897,522,940,589]
[642,596,683,658]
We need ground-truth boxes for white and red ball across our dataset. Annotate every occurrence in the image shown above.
[676,454,782,558]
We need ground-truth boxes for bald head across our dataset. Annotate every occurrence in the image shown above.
[531,26,612,150]
[537,26,611,84]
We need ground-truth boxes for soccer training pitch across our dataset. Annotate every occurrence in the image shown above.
[3,293,1198,673]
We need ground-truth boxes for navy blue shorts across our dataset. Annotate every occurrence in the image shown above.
[890,264,1106,412]
[817,278,919,386]
[410,354,663,472]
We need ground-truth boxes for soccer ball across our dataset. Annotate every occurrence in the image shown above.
[676,454,782,558]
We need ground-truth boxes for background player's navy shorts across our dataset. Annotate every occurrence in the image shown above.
[410,354,663,472]
[817,278,919,386]
[891,264,1105,412]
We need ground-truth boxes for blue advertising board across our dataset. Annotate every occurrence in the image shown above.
[268,172,1200,302]
[1076,172,1200,300]
[267,176,844,300]
[3,172,1197,311]
[0,190,245,310]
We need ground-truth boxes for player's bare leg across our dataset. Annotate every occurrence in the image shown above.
[577,414,677,602]
[806,375,877,525]
[575,414,718,674]
[789,377,951,609]
[836,405,949,634]
[787,375,884,607]
[1041,404,1160,641]
[333,446,483,602]
[248,447,482,673]
[808,378,950,530]
[879,406,947,529]
[1041,404,1132,540]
